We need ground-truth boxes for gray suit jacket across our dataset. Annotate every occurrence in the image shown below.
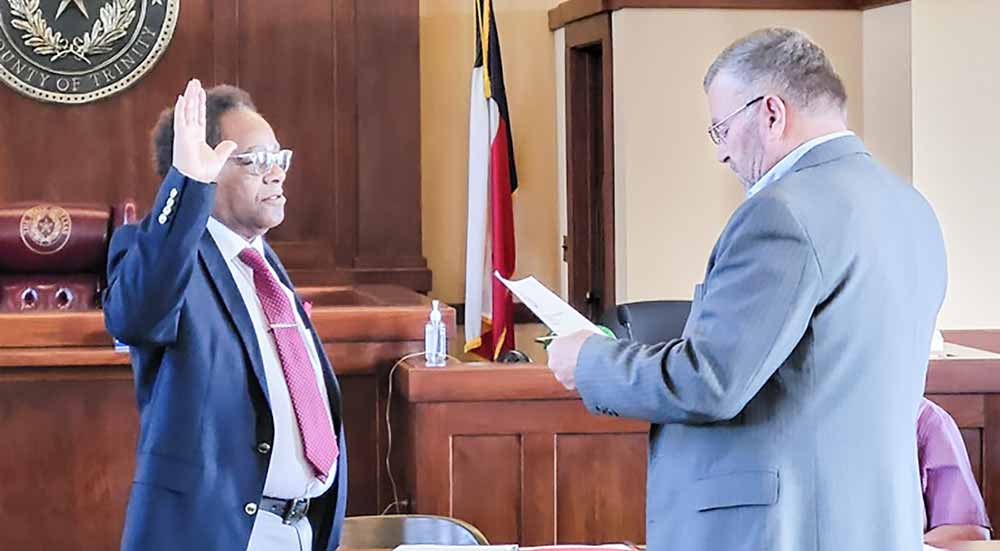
[576,136,947,551]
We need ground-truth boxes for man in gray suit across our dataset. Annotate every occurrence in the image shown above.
[547,28,947,550]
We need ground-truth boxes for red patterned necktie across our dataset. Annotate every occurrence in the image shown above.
[238,247,338,480]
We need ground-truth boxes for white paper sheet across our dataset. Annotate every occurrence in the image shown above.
[494,271,603,337]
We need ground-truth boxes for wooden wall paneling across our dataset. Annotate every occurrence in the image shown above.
[236,0,334,253]
[322,338,422,515]
[374,343,422,514]
[0,373,137,551]
[452,435,524,544]
[554,433,647,544]
[405,402,454,514]
[396,388,418,514]
[212,0,239,85]
[961,428,985,490]
[0,0,428,291]
[0,0,215,208]
[270,241,335,273]
[339,372,379,516]
[0,345,418,548]
[399,397,648,545]
[331,0,359,270]
[522,433,557,545]
[0,285,436,548]
[928,394,985,428]
[353,0,427,281]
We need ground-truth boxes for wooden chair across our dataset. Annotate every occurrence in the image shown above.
[341,514,489,548]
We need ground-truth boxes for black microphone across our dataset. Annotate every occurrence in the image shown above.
[498,349,531,363]
[617,306,634,340]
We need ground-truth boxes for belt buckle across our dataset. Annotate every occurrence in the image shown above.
[281,497,309,525]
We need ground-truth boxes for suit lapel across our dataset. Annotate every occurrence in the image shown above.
[199,231,271,406]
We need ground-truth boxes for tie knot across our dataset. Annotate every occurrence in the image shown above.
[238,247,268,273]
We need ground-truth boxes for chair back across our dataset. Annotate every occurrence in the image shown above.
[600,300,692,344]
[0,201,136,311]
[340,514,489,548]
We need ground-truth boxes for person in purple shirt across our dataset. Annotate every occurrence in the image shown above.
[920,398,992,545]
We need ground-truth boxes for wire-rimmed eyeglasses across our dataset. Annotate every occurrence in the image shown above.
[707,96,764,145]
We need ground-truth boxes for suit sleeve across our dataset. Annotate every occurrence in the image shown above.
[103,168,216,346]
[575,195,824,424]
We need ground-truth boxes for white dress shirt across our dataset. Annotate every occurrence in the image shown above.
[746,130,855,199]
[205,218,336,551]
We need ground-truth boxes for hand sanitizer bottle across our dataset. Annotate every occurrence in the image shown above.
[424,300,447,367]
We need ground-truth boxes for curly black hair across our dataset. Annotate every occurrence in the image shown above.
[150,84,257,178]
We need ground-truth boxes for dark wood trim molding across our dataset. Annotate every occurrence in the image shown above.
[549,0,909,30]
[564,13,616,322]
[855,0,908,9]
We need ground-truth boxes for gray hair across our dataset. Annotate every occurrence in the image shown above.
[704,28,846,113]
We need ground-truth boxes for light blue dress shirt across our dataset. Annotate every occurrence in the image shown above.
[746,131,855,199]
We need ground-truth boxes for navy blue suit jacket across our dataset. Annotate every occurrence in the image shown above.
[104,168,347,551]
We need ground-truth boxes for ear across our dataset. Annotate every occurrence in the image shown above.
[763,95,787,138]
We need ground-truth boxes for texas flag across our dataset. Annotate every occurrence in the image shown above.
[464,0,517,360]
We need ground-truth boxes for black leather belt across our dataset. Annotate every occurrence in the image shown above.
[260,496,310,525]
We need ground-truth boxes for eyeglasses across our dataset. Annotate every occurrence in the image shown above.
[229,149,293,176]
[707,96,764,145]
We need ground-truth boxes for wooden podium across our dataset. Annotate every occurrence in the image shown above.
[0,285,448,551]
[392,359,648,546]
[392,344,1000,546]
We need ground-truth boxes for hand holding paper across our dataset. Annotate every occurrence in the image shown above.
[493,271,609,390]
[493,271,603,336]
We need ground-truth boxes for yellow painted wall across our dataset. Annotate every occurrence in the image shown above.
[421,0,562,359]
[611,9,864,302]
[421,1,1000,353]
[912,0,1000,328]
[863,2,912,181]
[420,0,563,306]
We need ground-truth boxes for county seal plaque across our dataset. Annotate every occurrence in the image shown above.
[19,204,72,254]
[0,0,178,103]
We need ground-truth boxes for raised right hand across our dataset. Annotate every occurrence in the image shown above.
[171,79,238,183]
